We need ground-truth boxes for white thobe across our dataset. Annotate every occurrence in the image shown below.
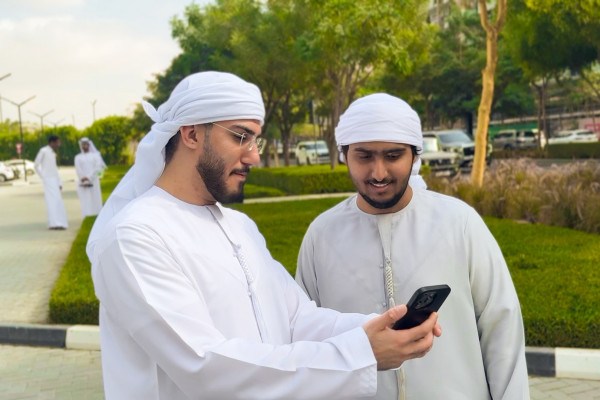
[296,189,530,400]
[34,145,68,228]
[92,186,378,400]
[74,151,105,217]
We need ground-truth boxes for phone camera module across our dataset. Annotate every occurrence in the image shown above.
[415,292,436,309]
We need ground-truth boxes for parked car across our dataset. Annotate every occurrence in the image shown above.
[420,135,462,177]
[492,129,538,150]
[548,129,598,144]
[4,159,35,178]
[0,162,17,182]
[295,140,330,165]
[427,129,492,168]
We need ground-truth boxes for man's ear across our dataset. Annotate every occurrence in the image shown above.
[179,125,201,149]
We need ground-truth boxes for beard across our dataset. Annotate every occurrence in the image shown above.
[354,173,412,210]
[196,141,248,204]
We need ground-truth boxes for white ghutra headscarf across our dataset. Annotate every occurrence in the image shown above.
[335,93,427,189]
[86,71,265,262]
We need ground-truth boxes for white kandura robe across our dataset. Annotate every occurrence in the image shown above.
[74,151,105,217]
[296,189,530,400]
[92,186,379,400]
[34,145,68,229]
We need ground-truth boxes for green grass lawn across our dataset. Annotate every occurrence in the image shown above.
[232,199,600,348]
[50,169,600,348]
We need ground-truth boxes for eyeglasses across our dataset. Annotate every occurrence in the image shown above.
[212,122,265,153]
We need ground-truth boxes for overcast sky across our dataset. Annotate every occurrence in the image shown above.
[0,0,211,130]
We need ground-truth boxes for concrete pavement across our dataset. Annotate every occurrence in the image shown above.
[1,167,600,399]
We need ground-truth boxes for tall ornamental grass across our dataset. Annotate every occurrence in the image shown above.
[426,159,600,234]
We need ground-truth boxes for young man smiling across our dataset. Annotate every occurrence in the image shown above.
[296,93,530,399]
[87,74,442,399]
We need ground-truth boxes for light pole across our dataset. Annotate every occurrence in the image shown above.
[29,109,54,135]
[0,73,11,123]
[49,118,65,129]
[91,99,97,123]
[3,95,36,182]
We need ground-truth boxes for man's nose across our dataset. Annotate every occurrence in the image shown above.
[241,146,261,166]
[371,158,387,181]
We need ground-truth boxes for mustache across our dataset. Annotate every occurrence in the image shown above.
[231,167,251,175]
[366,178,394,185]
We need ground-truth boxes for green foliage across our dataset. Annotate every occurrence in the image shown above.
[546,142,600,159]
[49,173,600,347]
[83,116,135,165]
[247,165,355,194]
[244,184,286,198]
[229,201,600,348]
[49,217,98,324]
[486,218,600,347]
[0,122,80,164]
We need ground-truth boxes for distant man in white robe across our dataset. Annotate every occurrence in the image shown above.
[86,72,443,399]
[34,135,68,230]
[74,137,106,217]
[296,93,530,399]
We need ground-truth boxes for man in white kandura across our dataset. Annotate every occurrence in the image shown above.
[296,93,530,399]
[86,72,443,399]
[74,137,106,217]
[34,135,68,230]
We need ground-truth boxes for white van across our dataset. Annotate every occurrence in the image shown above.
[295,140,330,165]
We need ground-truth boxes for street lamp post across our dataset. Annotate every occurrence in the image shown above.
[49,118,65,129]
[3,95,36,182]
[0,73,12,123]
[29,109,54,135]
[91,99,97,123]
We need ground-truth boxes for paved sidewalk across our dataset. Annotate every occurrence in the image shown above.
[0,168,83,324]
[1,170,599,398]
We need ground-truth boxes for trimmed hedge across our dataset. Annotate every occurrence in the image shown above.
[546,142,600,159]
[49,216,98,324]
[247,165,355,195]
[49,165,600,349]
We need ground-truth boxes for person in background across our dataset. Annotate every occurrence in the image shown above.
[86,72,442,399]
[74,137,106,217]
[296,93,530,399]
[34,135,68,230]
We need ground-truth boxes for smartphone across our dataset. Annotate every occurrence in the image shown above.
[392,284,451,330]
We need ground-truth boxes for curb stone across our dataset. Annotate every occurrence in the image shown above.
[1,322,599,380]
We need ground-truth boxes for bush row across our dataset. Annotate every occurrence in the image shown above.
[546,142,600,159]
[247,165,355,195]
[49,217,99,325]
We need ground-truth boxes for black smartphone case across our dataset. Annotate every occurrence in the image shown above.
[392,284,451,330]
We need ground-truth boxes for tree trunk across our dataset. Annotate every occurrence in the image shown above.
[471,0,506,188]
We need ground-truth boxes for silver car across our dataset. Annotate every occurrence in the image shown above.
[492,129,538,150]
[420,135,462,177]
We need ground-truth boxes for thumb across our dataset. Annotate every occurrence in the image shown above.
[381,304,407,329]
[363,305,408,334]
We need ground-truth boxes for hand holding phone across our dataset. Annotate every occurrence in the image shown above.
[392,284,451,330]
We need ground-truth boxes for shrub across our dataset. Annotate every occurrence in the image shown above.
[244,184,286,198]
[546,142,600,159]
[427,159,600,234]
[49,217,98,324]
[493,148,548,159]
[247,165,355,195]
